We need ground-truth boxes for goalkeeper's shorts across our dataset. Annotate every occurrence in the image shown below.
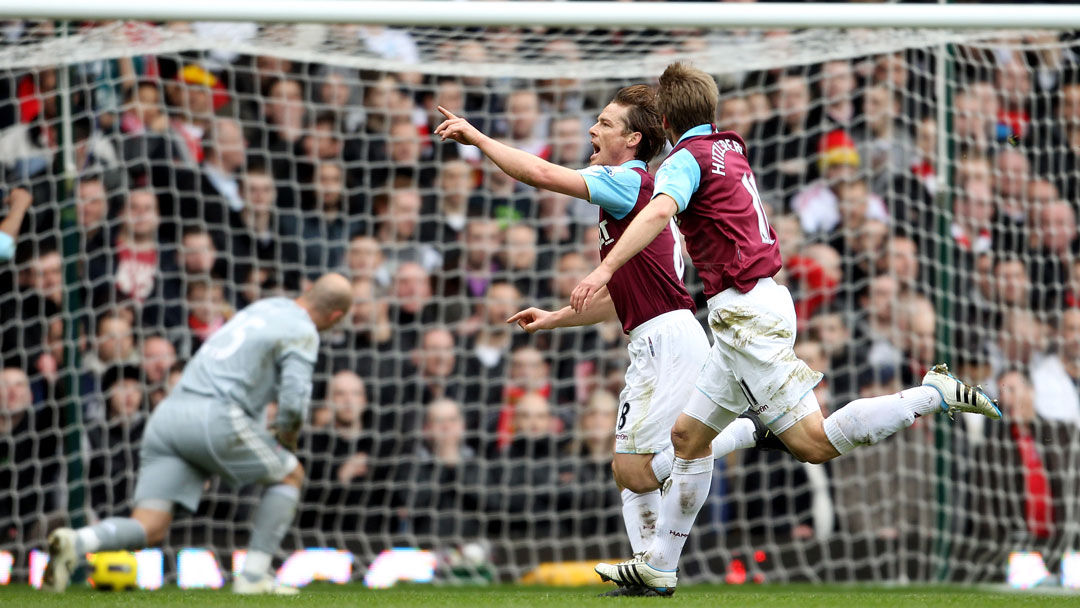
[133,391,298,512]
[615,309,710,455]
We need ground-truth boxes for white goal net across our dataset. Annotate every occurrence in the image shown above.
[1,17,1079,587]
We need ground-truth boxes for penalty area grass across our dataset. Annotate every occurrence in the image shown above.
[1,582,1075,607]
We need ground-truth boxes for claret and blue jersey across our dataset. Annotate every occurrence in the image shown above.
[578,159,695,334]
[652,124,782,298]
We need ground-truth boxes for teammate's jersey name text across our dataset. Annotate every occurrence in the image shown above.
[710,139,745,176]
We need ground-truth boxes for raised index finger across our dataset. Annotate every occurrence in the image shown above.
[437,105,459,121]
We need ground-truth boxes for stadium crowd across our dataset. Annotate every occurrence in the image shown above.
[1,19,1079,581]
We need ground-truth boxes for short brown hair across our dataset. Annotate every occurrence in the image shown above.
[611,85,665,162]
[656,62,719,138]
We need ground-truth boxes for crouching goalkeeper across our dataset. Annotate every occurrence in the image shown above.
[43,273,352,595]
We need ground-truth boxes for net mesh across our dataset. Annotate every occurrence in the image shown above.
[1,19,1079,586]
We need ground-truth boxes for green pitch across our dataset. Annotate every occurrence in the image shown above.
[1,583,1076,607]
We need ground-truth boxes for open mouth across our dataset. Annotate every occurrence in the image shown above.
[590,141,600,156]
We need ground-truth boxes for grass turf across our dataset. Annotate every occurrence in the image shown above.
[2,583,1077,607]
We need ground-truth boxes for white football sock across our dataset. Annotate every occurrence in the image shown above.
[243,484,300,581]
[74,518,147,555]
[648,417,756,487]
[621,489,660,554]
[823,386,942,455]
[710,417,757,458]
[650,447,674,484]
[647,456,712,571]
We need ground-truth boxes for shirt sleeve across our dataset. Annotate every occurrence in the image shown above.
[0,232,13,262]
[275,326,318,430]
[577,165,642,220]
[653,148,701,213]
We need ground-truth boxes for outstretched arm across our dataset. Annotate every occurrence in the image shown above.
[507,287,618,333]
[570,195,677,312]
[434,106,589,200]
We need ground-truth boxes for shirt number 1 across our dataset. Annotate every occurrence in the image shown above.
[742,172,775,245]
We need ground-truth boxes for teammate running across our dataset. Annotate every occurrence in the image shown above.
[43,273,352,595]
[570,63,1001,595]
[435,87,782,596]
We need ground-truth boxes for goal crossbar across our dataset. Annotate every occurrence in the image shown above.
[0,1,1078,30]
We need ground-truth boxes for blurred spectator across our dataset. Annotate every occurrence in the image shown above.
[788,242,842,321]
[120,81,169,136]
[345,234,387,286]
[185,280,232,353]
[377,116,435,189]
[0,367,61,547]
[178,226,220,279]
[82,311,139,395]
[409,327,464,405]
[463,282,522,406]
[97,189,181,329]
[74,178,112,282]
[911,117,938,195]
[428,160,472,245]
[389,261,437,352]
[899,295,936,384]
[852,274,904,370]
[1029,308,1080,423]
[316,69,363,133]
[298,368,380,534]
[790,130,888,235]
[377,188,442,277]
[992,148,1030,252]
[993,254,1033,312]
[499,224,548,300]
[552,250,589,303]
[87,364,146,518]
[504,90,548,159]
[198,118,248,232]
[996,57,1032,142]
[951,178,995,255]
[443,217,501,300]
[282,161,363,280]
[164,64,224,165]
[321,369,368,439]
[857,84,916,192]
[756,71,818,203]
[568,389,617,463]
[140,335,176,409]
[970,370,1075,544]
[882,235,923,297]
[954,81,1001,153]
[392,398,482,538]
[1027,200,1078,311]
[228,164,300,293]
[262,77,306,159]
[548,115,588,168]
[717,95,754,138]
[989,309,1046,379]
[301,110,347,163]
[820,60,857,130]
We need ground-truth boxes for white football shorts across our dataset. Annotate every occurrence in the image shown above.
[615,309,710,454]
[686,277,823,435]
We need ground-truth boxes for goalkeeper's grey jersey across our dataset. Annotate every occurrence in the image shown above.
[175,297,319,424]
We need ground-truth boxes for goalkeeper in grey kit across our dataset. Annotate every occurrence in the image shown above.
[43,273,352,595]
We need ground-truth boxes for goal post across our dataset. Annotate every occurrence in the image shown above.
[1,5,1079,589]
